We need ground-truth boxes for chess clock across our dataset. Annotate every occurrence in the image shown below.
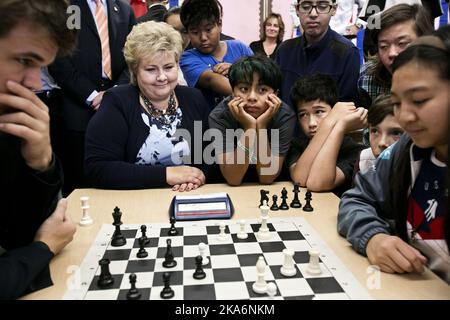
[169,192,234,221]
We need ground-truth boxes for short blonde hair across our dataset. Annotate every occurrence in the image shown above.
[124,21,183,85]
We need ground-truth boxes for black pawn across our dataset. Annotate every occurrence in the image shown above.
[259,190,269,208]
[126,273,141,300]
[302,191,314,212]
[162,239,177,268]
[140,225,150,245]
[193,255,206,280]
[290,184,302,208]
[160,272,175,299]
[279,187,289,210]
[270,195,279,211]
[137,237,148,258]
[168,217,178,236]
[111,207,126,247]
[97,258,114,288]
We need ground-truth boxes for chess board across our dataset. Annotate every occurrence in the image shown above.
[64,217,372,300]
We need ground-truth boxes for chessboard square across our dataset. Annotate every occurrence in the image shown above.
[206,224,230,235]
[129,247,157,261]
[184,235,208,246]
[132,237,159,248]
[89,274,123,291]
[283,240,311,252]
[102,249,132,261]
[240,265,275,282]
[262,252,284,266]
[117,287,151,300]
[183,256,211,270]
[259,241,286,253]
[269,265,302,280]
[183,244,210,258]
[277,231,305,241]
[152,271,183,287]
[154,257,184,272]
[213,268,244,282]
[215,282,250,300]
[297,263,332,278]
[184,284,216,300]
[183,225,208,236]
[305,277,344,294]
[160,227,183,237]
[237,254,263,267]
[145,227,160,237]
[276,278,314,297]
[231,232,258,243]
[293,251,310,264]
[158,236,183,247]
[85,288,121,300]
[284,295,314,300]
[207,234,233,245]
[182,269,214,286]
[103,260,128,275]
[121,229,138,238]
[233,242,262,255]
[209,244,236,255]
[250,223,275,233]
[119,272,154,290]
[156,246,183,259]
[150,285,183,300]
[271,220,298,232]
[125,259,155,273]
[210,254,240,269]
[313,293,349,300]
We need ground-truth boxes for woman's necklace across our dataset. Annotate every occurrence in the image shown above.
[140,91,177,124]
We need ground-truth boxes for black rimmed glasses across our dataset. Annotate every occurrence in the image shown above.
[297,1,334,14]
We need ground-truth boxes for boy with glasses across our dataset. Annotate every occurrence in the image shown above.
[275,0,361,110]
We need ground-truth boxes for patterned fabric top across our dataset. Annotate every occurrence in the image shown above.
[135,108,190,166]
[358,61,390,102]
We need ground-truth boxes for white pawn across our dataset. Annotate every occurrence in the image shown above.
[237,220,248,240]
[260,200,269,219]
[198,242,209,266]
[217,222,227,241]
[266,282,277,299]
[280,249,297,277]
[306,249,322,275]
[252,256,268,294]
[79,196,93,226]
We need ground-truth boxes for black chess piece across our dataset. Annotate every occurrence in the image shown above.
[137,237,148,258]
[193,255,206,280]
[168,216,179,236]
[162,239,177,268]
[111,207,126,247]
[126,273,141,300]
[290,184,302,208]
[160,272,175,299]
[302,191,314,212]
[140,225,150,245]
[259,190,269,208]
[270,195,279,211]
[279,187,289,210]
[97,259,114,288]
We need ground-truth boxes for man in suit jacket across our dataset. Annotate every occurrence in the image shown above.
[49,0,135,196]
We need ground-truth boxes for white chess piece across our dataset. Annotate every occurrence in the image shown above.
[252,256,268,294]
[198,242,209,265]
[217,222,227,241]
[306,249,322,275]
[79,196,93,226]
[257,216,271,240]
[237,220,248,240]
[266,282,277,299]
[260,200,269,219]
[280,249,297,277]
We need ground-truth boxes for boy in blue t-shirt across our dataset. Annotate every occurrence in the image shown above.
[179,0,253,110]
